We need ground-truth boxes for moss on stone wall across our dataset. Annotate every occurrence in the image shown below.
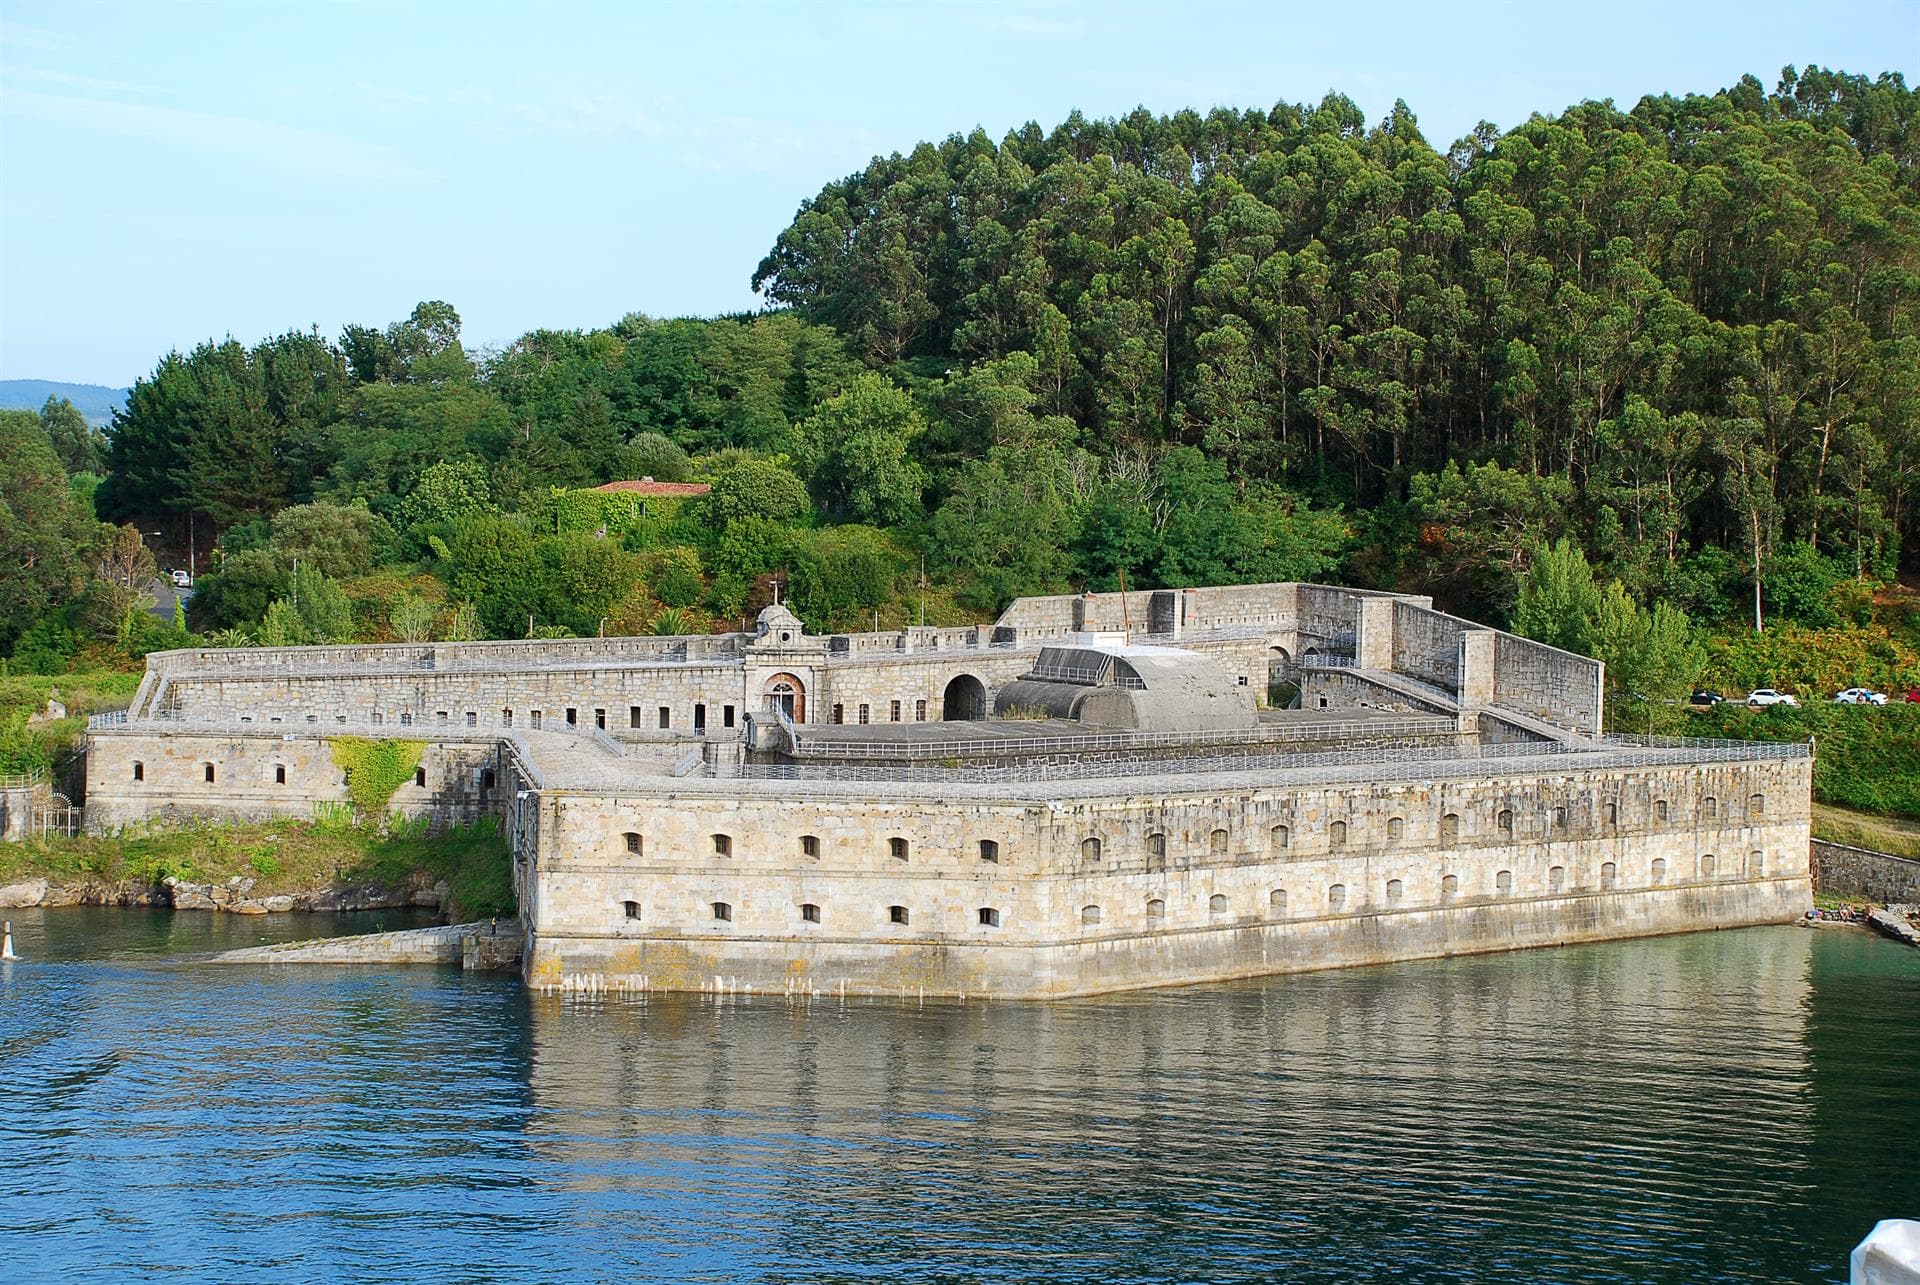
[330,737,426,818]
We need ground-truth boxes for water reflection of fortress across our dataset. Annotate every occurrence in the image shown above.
[86,583,1811,997]
[514,931,1820,1277]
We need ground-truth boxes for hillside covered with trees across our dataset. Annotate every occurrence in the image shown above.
[3,65,1918,746]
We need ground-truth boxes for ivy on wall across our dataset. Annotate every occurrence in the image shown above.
[330,737,427,818]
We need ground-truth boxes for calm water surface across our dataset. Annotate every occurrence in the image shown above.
[1,909,1915,1283]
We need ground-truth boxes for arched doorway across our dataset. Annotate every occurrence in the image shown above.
[1266,644,1299,709]
[763,673,806,723]
[943,673,987,721]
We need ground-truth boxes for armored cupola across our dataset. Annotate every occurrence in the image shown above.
[755,602,805,645]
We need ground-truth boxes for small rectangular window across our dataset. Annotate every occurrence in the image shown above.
[978,907,1000,927]
[531,710,542,729]
[624,832,642,854]
[713,834,732,857]
[371,712,383,726]
[832,703,845,724]
[889,905,909,925]
[979,839,999,863]
[723,704,736,728]
[889,836,908,861]
[436,710,449,725]
[594,708,606,730]
[400,712,413,726]
[629,706,642,729]
[915,700,927,721]
[274,765,286,785]
[859,704,870,725]
[800,835,820,858]
[503,708,514,727]
[414,767,426,788]
[624,900,641,920]
[132,761,144,782]
[694,703,707,731]
[658,706,671,730]
[890,700,901,722]
[800,902,821,923]
[204,763,215,783]
[565,707,578,727]
[465,711,477,727]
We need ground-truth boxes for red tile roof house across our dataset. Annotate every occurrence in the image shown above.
[591,478,712,497]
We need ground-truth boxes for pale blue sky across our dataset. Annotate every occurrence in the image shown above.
[2,0,1915,386]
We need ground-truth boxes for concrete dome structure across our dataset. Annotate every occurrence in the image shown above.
[994,644,1255,733]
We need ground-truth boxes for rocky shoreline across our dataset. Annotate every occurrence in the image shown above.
[0,872,451,917]
[1867,904,1920,949]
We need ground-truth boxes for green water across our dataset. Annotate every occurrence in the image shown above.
[1,911,1914,1282]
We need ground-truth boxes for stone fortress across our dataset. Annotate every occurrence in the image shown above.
[83,582,1812,997]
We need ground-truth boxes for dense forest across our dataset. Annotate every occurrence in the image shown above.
[4,65,1919,730]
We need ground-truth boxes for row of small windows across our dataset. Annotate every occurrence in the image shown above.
[257,703,743,733]
[619,831,1003,863]
[613,809,1776,864]
[625,854,1771,930]
[136,762,497,792]
[829,701,930,725]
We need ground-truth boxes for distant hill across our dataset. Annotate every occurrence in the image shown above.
[0,380,128,425]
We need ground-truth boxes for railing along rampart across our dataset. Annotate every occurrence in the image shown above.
[788,715,1454,761]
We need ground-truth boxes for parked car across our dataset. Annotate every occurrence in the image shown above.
[1746,688,1799,707]
[1834,687,1888,705]
[171,569,192,588]
[1689,688,1724,708]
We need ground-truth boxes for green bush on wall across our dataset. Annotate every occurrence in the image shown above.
[330,737,427,818]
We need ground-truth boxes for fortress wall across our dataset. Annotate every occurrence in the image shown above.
[143,633,741,677]
[153,663,749,736]
[521,754,1811,996]
[1301,669,1463,718]
[84,730,505,830]
[1391,602,1474,693]
[812,653,1036,724]
[1492,632,1605,734]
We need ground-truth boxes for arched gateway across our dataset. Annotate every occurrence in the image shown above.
[942,673,987,721]
[763,673,806,722]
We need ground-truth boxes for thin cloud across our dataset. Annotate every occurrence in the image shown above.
[1,87,441,188]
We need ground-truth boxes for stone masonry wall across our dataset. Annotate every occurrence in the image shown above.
[519,754,1811,997]
[85,729,505,831]
[1810,840,1920,903]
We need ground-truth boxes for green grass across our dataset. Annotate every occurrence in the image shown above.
[1684,701,1920,819]
[0,670,141,777]
[0,816,516,919]
[1811,802,1920,860]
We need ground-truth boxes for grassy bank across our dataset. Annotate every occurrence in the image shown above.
[0,670,139,777]
[0,815,515,918]
[1811,802,1920,861]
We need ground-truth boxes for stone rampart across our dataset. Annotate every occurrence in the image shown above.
[518,750,1811,997]
[1811,840,1920,903]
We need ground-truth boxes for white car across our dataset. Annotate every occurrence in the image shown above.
[171,569,193,588]
[1746,689,1799,708]
[1834,687,1888,705]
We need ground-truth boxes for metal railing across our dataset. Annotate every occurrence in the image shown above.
[0,771,47,791]
[588,727,625,758]
[722,732,1812,791]
[784,715,1456,762]
[1299,654,1357,669]
[87,710,128,729]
